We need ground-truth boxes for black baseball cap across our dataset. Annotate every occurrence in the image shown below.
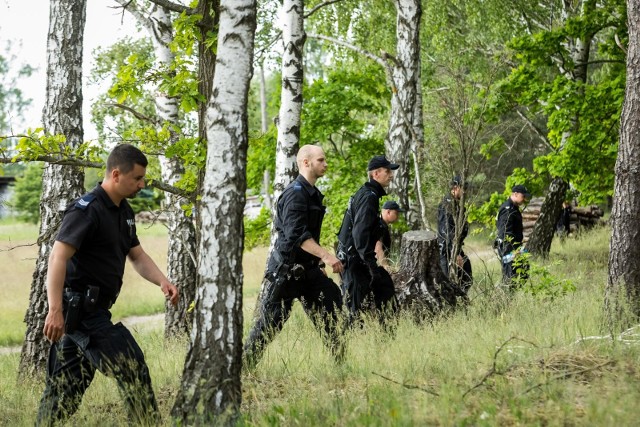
[382,200,405,212]
[512,184,531,199]
[368,155,399,171]
[450,175,469,189]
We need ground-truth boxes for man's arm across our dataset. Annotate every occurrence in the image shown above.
[43,241,76,342]
[128,245,179,306]
[351,195,379,266]
[374,240,389,269]
[300,238,344,274]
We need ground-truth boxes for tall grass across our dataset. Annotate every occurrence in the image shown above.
[4,225,640,426]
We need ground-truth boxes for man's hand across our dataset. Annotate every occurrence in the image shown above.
[323,253,344,274]
[161,281,179,306]
[43,309,65,343]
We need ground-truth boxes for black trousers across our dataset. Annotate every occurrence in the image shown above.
[342,261,396,318]
[439,251,473,293]
[244,266,344,367]
[36,309,158,426]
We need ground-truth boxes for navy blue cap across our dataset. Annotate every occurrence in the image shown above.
[512,184,531,199]
[368,155,399,171]
[382,200,405,212]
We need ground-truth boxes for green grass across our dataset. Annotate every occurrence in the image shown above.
[3,224,640,426]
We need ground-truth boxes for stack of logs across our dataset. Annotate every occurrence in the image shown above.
[522,197,605,239]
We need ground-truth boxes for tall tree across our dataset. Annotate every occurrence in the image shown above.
[384,0,423,222]
[171,0,256,422]
[19,0,87,377]
[114,0,198,337]
[605,0,640,329]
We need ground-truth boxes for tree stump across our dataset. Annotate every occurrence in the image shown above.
[391,230,458,316]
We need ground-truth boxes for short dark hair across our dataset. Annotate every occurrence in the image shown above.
[106,144,148,174]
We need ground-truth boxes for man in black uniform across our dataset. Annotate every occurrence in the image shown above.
[337,155,399,318]
[375,200,404,270]
[244,144,344,367]
[495,184,531,287]
[37,144,179,426]
[437,176,472,294]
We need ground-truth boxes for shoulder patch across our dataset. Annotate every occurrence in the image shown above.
[293,182,303,191]
[75,194,96,210]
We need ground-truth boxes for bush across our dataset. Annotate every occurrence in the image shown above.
[10,163,43,223]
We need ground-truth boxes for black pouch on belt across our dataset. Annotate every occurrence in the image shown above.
[63,290,83,334]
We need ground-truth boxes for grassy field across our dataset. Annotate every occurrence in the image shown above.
[2,221,639,426]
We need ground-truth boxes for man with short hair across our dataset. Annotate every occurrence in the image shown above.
[244,144,344,367]
[437,176,472,294]
[37,144,179,426]
[337,155,399,318]
[375,200,404,270]
[496,184,531,286]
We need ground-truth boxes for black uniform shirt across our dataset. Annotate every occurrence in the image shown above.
[379,219,391,258]
[56,184,140,301]
[349,180,386,268]
[273,175,326,265]
[496,197,523,255]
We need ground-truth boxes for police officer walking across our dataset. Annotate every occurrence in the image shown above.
[244,144,344,367]
[337,155,399,319]
[36,144,179,426]
[496,184,531,287]
[437,176,472,295]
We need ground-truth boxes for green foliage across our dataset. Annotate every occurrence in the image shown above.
[487,0,627,205]
[127,188,163,214]
[513,253,577,300]
[10,163,42,223]
[244,207,272,250]
[0,41,33,134]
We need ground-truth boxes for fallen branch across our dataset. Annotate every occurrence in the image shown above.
[372,372,440,396]
[462,336,538,399]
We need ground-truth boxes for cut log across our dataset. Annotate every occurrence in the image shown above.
[391,230,458,315]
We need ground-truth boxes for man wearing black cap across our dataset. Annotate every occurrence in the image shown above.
[495,184,531,286]
[437,176,472,295]
[375,200,404,270]
[337,155,399,318]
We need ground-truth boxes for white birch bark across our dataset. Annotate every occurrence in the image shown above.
[114,0,198,336]
[171,0,256,422]
[19,0,87,377]
[274,0,304,200]
[385,0,422,224]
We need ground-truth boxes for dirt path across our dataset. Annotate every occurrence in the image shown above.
[0,313,165,356]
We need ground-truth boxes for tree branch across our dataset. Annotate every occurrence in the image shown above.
[307,33,387,68]
[515,108,553,150]
[372,372,440,396]
[143,0,193,14]
[304,0,345,18]
[105,103,161,125]
[0,155,103,168]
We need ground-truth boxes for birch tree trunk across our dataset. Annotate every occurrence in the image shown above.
[19,0,87,378]
[115,0,199,338]
[385,0,422,222]
[171,0,256,423]
[274,0,304,199]
[253,0,304,315]
[605,0,640,330]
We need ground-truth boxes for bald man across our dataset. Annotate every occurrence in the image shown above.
[244,144,345,367]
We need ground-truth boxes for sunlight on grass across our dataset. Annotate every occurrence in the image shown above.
[5,224,640,426]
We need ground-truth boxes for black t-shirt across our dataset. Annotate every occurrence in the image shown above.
[57,184,140,301]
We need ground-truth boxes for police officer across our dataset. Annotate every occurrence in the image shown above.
[244,144,344,367]
[36,144,179,426]
[375,200,404,270]
[437,176,472,294]
[496,184,531,287]
[337,155,399,318]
